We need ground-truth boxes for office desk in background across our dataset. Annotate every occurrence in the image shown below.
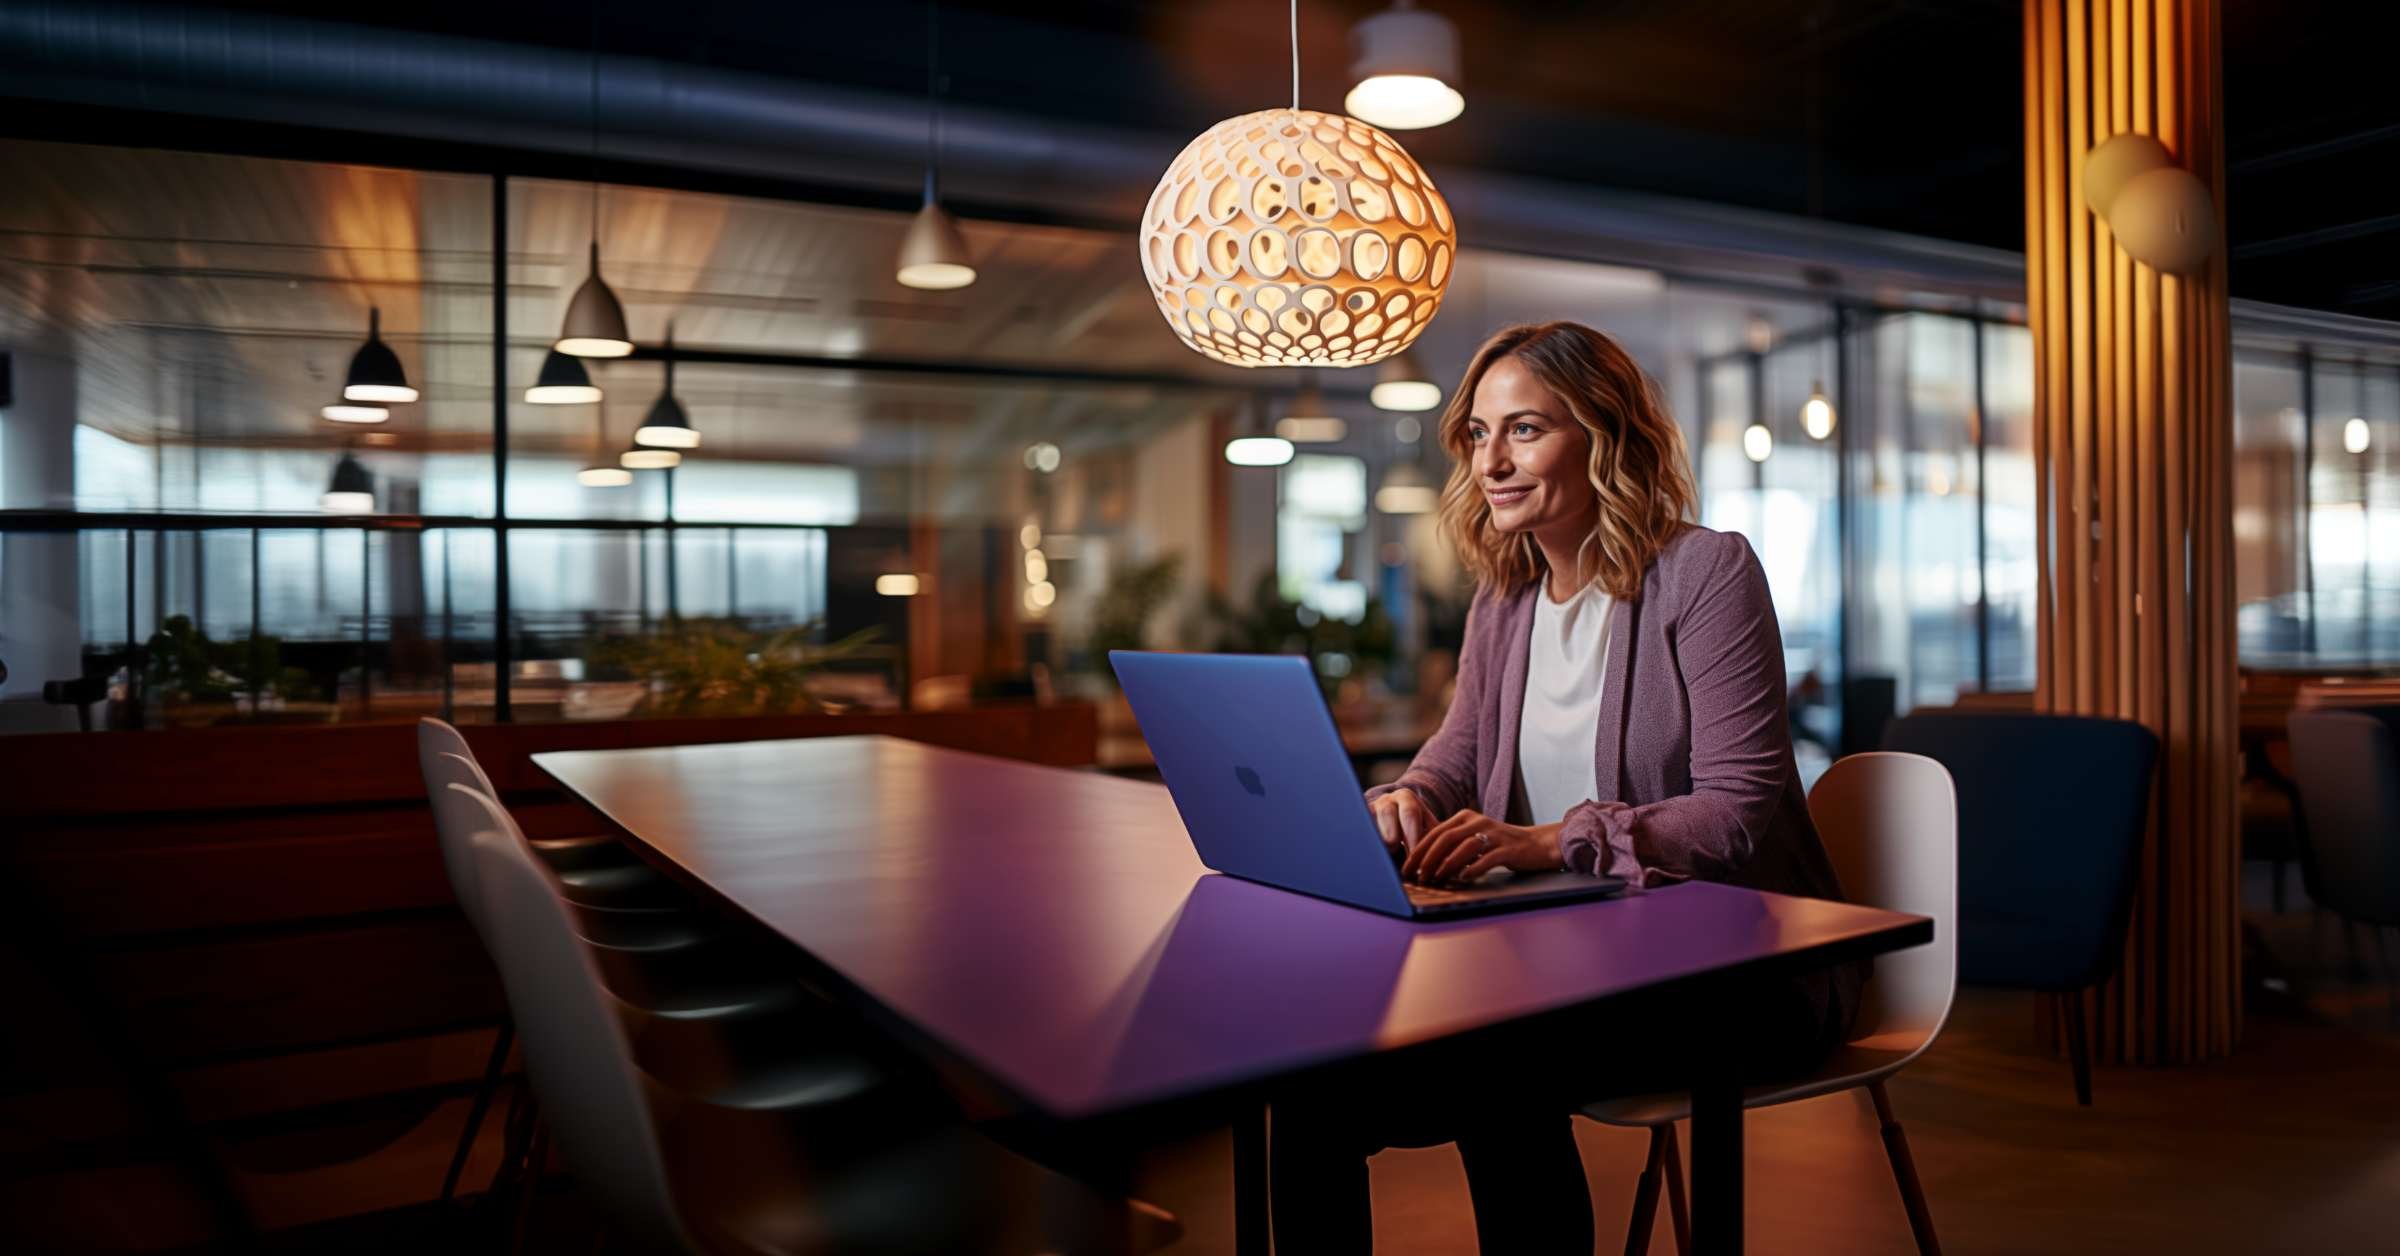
[535,735,1930,1255]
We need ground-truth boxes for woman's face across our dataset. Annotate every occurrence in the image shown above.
[1465,355,1596,541]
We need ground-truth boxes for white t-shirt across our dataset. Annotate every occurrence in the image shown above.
[1515,580,1615,826]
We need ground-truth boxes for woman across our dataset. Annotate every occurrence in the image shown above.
[1270,322,1861,1253]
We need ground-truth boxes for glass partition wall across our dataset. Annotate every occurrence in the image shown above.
[6,136,2397,738]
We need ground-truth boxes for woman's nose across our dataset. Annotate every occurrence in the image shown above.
[1475,441,1510,479]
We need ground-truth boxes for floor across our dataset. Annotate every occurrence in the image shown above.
[127,865,2400,1254]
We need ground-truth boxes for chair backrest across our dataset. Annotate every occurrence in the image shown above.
[430,772,526,941]
[468,826,689,1252]
[2287,709,2400,924]
[416,716,487,791]
[1808,752,1957,1049]
[1882,710,2157,990]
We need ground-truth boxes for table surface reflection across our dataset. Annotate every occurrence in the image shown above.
[533,735,1930,1120]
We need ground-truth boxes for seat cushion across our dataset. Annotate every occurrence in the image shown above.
[531,832,644,874]
[558,860,690,911]
[1581,1034,1923,1127]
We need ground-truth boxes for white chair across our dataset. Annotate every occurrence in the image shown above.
[416,717,655,882]
[423,764,774,1204]
[466,825,1183,1255]
[1584,751,1957,1256]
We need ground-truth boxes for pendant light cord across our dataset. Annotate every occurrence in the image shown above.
[589,6,602,248]
[926,2,942,204]
[1289,0,1299,110]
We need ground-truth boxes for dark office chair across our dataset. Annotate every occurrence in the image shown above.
[1883,710,2158,1106]
[2286,709,2400,1018]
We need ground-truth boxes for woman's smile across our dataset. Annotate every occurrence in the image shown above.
[1485,484,1535,510]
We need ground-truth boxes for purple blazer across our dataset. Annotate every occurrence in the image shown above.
[1369,523,1862,1036]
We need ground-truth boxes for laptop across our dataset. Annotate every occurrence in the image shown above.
[1109,650,1626,920]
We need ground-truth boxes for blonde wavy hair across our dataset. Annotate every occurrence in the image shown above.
[1435,321,1698,602]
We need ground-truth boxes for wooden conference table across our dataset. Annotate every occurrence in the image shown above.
[535,735,1931,1255]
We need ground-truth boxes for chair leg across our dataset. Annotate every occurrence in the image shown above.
[1868,1082,1941,1256]
[1660,1123,1691,1256]
[441,1019,514,1203]
[488,1081,539,1207]
[1623,1125,1668,1256]
[509,1121,549,1256]
[2062,991,2093,1108]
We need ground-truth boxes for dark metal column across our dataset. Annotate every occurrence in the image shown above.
[1972,314,1991,692]
[493,173,513,721]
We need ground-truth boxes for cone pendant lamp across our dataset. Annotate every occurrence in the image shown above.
[342,307,417,403]
[557,240,633,357]
[897,3,975,290]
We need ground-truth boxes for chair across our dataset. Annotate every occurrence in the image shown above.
[422,762,779,1204]
[2286,709,2400,1016]
[466,825,1182,1254]
[1881,710,2156,1105]
[1584,751,1956,1256]
[415,715,657,883]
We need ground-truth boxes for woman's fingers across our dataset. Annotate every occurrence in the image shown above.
[1454,848,1510,884]
[1371,799,1402,853]
[1395,793,1431,848]
[1402,821,1456,880]
[1407,808,1486,881]
[1428,828,1499,884]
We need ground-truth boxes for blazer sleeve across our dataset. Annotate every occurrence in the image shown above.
[1559,532,1790,887]
[1363,585,1489,820]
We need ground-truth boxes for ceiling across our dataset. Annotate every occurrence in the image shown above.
[180,0,2398,320]
[0,137,1803,479]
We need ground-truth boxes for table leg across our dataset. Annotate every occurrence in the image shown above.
[1233,1102,1269,1256]
[1689,1070,1743,1255]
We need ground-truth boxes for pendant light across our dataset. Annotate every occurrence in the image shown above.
[1344,2,1465,131]
[1796,11,1838,447]
[1370,350,1442,411]
[527,349,602,405]
[1140,0,1455,368]
[1276,382,1347,442]
[1224,398,1294,467]
[321,449,375,514]
[1374,458,1438,513]
[634,326,700,448]
[578,406,632,487]
[321,402,389,424]
[341,307,417,403]
[556,19,633,357]
[1743,422,1774,463]
[896,3,976,290]
[1801,382,1836,440]
[558,241,633,357]
[2345,417,2372,455]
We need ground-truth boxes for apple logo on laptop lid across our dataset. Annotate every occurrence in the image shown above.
[1234,764,1266,797]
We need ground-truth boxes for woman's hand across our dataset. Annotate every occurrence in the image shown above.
[1400,808,1565,885]
[1368,788,1437,861]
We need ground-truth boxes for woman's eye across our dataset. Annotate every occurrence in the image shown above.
[1467,426,1487,442]
[1513,423,1539,438]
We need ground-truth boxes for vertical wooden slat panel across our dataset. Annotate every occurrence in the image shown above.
[2040,0,2069,715]
[2066,0,2095,712]
[2032,0,2057,708]
[2025,0,2236,1066]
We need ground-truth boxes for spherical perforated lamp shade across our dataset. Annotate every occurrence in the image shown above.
[1141,108,1455,369]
